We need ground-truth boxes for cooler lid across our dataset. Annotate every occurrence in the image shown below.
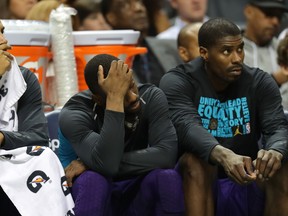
[1,19,50,33]
[1,19,50,46]
[72,30,140,45]
[4,31,51,46]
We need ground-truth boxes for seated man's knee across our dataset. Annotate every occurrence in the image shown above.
[266,161,288,195]
[144,169,182,189]
[72,170,111,199]
[72,171,111,216]
[178,153,216,183]
[143,169,185,213]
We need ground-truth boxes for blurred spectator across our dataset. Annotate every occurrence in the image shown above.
[72,0,111,31]
[143,0,171,36]
[0,1,9,19]
[277,35,288,68]
[60,0,75,4]
[25,0,61,110]
[278,27,288,39]
[277,35,288,109]
[157,0,209,39]
[177,22,202,62]
[163,0,177,19]
[25,0,60,22]
[243,0,288,109]
[102,0,149,39]
[7,0,39,19]
[207,0,249,28]
[206,0,288,34]
[102,0,169,86]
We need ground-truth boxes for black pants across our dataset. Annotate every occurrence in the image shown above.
[0,186,21,216]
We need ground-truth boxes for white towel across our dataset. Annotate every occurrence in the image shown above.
[0,146,75,216]
[0,56,27,131]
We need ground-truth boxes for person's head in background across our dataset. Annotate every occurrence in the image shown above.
[277,35,288,69]
[244,0,288,46]
[72,0,111,31]
[142,0,171,36]
[101,0,149,39]
[0,1,9,19]
[170,0,208,23]
[177,22,202,62]
[7,0,38,19]
[25,0,61,22]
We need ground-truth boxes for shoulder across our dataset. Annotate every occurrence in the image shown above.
[161,57,204,84]
[62,90,94,111]
[18,66,42,101]
[59,90,96,126]
[61,91,94,117]
[19,66,38,83]
[242,64,268,78]
[242,64,278,88]
[138,83,167,105]
[138,83,164,98]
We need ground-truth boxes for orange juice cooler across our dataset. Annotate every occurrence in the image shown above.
[4,31,51,101]
[73,30,147,91]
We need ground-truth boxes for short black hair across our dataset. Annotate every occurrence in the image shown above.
[198,18,241,49]
[84,54,119,94]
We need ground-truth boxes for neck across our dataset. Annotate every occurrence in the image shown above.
[205,64,229,92]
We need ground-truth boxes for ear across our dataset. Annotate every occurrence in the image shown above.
[199,46,208,61]
[178,46,190,63]
[244,5,253,20]
[105,12,116,26]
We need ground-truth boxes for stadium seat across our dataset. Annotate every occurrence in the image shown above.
[45,109,61,155]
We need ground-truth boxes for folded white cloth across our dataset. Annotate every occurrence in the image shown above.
[0,146,75,216]
[0,56,27,131]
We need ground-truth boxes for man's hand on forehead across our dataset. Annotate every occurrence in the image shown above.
[98,60,132,98]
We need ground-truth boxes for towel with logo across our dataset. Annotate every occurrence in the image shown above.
[0,56,27,131]
[0,146,75,216]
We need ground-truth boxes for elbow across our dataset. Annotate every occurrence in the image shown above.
[160,148,178,169]
[166,154,178,168]
[162,159,176,169]
[100,165,119,178]
[90,158,120,178]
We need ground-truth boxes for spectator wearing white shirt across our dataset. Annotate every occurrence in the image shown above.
[157,0,209,39]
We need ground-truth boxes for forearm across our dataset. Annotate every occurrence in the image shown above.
[118,145,177,178]
[2,129,49,149]
[106,94,125,113]
[72,110,126,177]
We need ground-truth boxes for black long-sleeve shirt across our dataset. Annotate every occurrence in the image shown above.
[59,84,178,179]
[1,66,49,149]
[160,57,288,162]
